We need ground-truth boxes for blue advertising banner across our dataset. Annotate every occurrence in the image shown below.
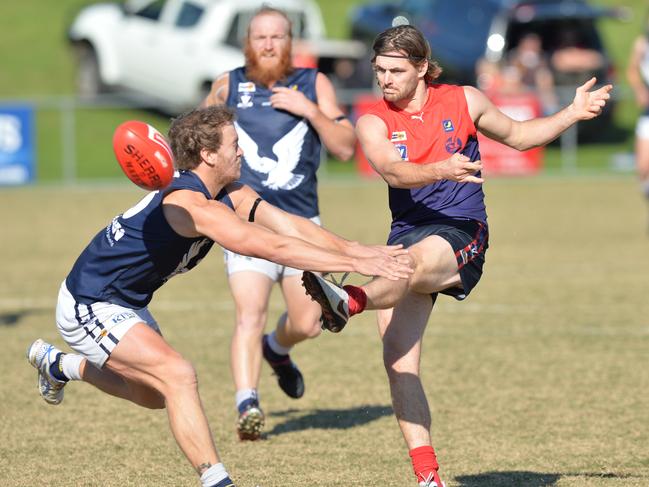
[0,105,35,185]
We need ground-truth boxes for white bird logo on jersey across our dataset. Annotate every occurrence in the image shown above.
[235,120,307,190]
[166,238,210,281]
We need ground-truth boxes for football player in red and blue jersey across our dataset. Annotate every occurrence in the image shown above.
[302,24,612,487]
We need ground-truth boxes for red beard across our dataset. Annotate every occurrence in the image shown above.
[244,41,294,87]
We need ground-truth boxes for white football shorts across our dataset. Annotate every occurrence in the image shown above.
[223,216,321,281]
[636,115,649,139]
[56,281,160,368]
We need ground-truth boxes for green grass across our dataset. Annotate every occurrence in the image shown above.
[1,177,648,486]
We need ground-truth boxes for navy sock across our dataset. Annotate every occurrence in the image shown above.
[263,336,288,363]
[210,477,235,487]
[237,397,259,414]
[49,353,69,382]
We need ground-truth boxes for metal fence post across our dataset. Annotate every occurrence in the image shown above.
[60,96,77,184]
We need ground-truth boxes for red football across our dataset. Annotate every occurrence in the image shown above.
[112,120,174,190]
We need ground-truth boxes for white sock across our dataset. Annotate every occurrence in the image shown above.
[642,180,649,198]
[200,463,229,487]
[60,354,84,381]
[235,389,258,409]
[268,330,291,356]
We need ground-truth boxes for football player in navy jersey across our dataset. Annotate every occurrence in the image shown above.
[26,105,411,487]
[627,14,649,229]
[202,6,356,440]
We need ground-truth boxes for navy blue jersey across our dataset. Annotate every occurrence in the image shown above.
[65,171,233,308]
[226,67,321,218]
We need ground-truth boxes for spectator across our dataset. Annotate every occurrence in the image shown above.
[627,15,649,227]
[507,33,558,113]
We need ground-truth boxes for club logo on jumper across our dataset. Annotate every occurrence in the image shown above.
[238,82,256,93]
[166,238,211,281]
[395,143,408,161]
[445,136,463,154]
[235,120,308,190]
[105,217,125,246]
[237,94,253,108]
[442,119,454,132]
[410,112,424,123]
[391,131,407,142]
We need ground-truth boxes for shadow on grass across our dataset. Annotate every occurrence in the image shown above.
[266,404,392,437]
[0,309,44,327]
[456,470,640,487]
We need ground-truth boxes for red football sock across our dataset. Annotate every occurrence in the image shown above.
[409,445,442,485]
[343,285,367,316]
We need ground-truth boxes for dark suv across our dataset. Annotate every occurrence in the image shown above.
[349,0,620,92]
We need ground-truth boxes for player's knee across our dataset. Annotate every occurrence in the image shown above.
[296,317,322,339]
[382,340,415,373]
[235,310,267,333]
[162,356,198,392]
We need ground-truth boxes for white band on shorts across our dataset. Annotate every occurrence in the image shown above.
[636,116,649,139]
[55,281,160,368]
[223,215,321,281]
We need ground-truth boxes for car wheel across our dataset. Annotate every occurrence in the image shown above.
[75,44,106,98]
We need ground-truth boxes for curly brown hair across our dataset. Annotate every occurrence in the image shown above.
[371,25,442,82]
[168,105,235,170]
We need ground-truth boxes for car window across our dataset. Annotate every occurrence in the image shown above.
[133,0,166,21]
[412,0,498,62]
[176,1,204,27]
[507,19,603,54]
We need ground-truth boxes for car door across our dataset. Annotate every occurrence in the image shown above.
[116,0,175,99]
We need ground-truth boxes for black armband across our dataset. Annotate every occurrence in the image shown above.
[248,197,263,222]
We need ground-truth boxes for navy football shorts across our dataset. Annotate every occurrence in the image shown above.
[388,218,489,300]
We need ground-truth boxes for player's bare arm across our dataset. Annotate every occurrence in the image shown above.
[465,78,612,151]
[627,37,649,107]
[163,188,411,280]
[270,73,355,160]
[201,73,230,107]
[225,182,411,262]
[356,113,483,189]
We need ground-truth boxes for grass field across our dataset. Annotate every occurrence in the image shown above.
[1,177,648,486]
[1,2,649,486]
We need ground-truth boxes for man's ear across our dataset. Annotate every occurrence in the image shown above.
[200,148,216,168]
[418,60,429,79]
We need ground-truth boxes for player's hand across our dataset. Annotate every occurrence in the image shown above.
[270,87,317,119]
[434,153,484,183]
[353,254,413,281]
[345,242,409,259]
[570,77,613,120]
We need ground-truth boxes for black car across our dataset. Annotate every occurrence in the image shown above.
[349,0,621,88]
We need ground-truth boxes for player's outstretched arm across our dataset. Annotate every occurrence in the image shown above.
[466,78,613,151]
[163,189,412,280]
[356,114,483,188]
[225,183,410,261]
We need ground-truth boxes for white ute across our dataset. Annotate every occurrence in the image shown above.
[68,0,365,113]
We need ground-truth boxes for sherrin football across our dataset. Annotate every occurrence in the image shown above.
[113,120,174,190]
